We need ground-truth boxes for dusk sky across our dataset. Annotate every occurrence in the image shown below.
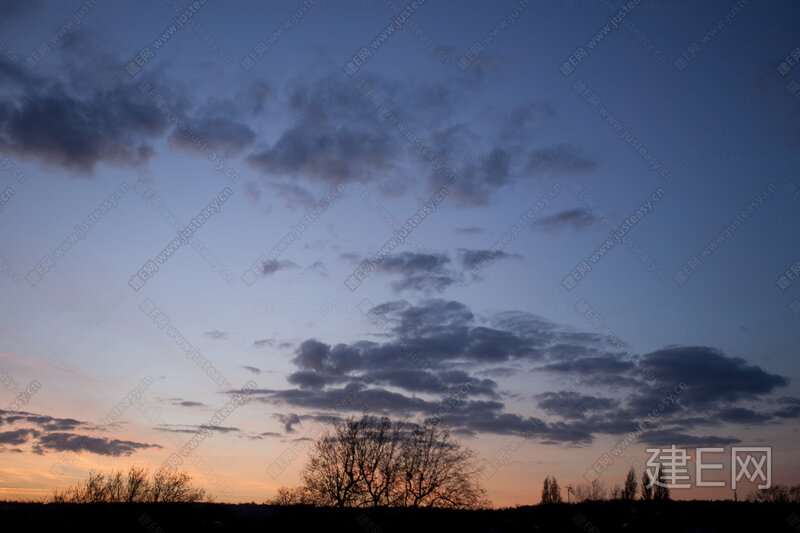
[1,0,799,507]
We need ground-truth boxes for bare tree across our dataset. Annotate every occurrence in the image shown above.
[398,421,487,508]
[302,420,363,507]
[572,479,607,502]
[355,416,401,506]
[150,467,206,502]
[300,415,488,509]
[125,466,149,502]
[52,465,206,503]
[748,484,800,503]
[268,486,316,505]
[622,467,638,500]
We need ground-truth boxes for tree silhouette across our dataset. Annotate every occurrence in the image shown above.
[51,465,206,503]
[268,486,315,505]
[641,469,653,501]
[300,414,488,508]
[540,476,562,504]
[572,479,607,502]
[622,467,638,500]
[653,466,670,501]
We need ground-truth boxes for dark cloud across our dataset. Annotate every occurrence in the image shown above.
[247,75,397,184]
[243,384,440,414]
[274,413,301,433]
[359,250,520,294]
[0,55,166,172]
[638,429,740,447]
[158,398,207,408]
[378,252,450,276]
[168,116,255,156]
[261,259,299,276]
[0,410,161,456]
[360,252,456,294]
[240,365,262,375]
[253,339,292,350]
[640,346,788,407]
[293,339,363,376]
[536,391,619,419]
[773,396,800,419]
[458,248,519,272]
[526,144,597,175]
[715,407,772,425]
[427,127,515,205]
[0,428,39,445]
[287,370,338,389]
[537,356,637,385]
[232,300,793,446]
[33,432,161,456]
[533,208,599,232]
[0,410,90,432]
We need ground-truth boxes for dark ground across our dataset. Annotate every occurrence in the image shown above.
[1,500,799,532]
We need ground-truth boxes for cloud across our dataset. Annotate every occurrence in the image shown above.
[773,396,800,419]
[537,356,640,387]
[533,208,599,232]
[526,144,597,175]
[715,407,772,425]
[274,413,301,433]
[162,398,207,408]
[231,300,793,446]
[0,56,165,172]
[0,410,91,432]
[205,330,228,340]
[0,409,161,456]
[244,384,440,414]
[369,252,457,293]
[240,365,262,375]
[0,428,40,445]
[458,249,519,272]
[253,339,292,350]
[168,115,255,156]
[638,429,740,447]
[261,259,299,276]
[455,226,485,235]
[536,391,619,419]
[154,424,240,435]
[640,346,788,407]
[247,75,397,185]
[33,432,161,456]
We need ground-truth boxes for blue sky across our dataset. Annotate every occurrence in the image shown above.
[0,0,798,506]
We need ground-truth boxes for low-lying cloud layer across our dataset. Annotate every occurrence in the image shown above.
[229,299,795,447]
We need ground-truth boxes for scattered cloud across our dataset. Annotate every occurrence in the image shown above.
[205,329,228,340]
[533,208,599,232]
[526,144,597,175]
[261,259,299,276]
[33,433,161,456]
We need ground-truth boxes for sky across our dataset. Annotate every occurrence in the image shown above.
[0,0,799,507]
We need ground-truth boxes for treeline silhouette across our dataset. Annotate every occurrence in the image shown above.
[541,466,669,504]
[51,465,206,503]
[39,414,800,512]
